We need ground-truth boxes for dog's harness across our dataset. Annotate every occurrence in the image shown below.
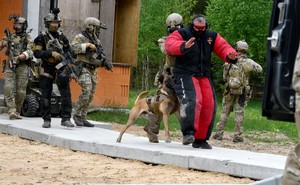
[146,91,168,115]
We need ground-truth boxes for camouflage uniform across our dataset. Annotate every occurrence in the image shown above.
[147,13,183,143]
[213,41,262,142]
[0,17,34,119]
[154,36,176,86]
[72,17,108,127]
[281,45,300,184]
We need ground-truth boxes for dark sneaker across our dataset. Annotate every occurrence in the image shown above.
[182,134,195,145]
[192,139,212,149]
[42,121,51,128]
[82,119,94,127]
[212,133,223,140]
[73,115,84,126]
[233,136,244,143]
[61,120,75,127]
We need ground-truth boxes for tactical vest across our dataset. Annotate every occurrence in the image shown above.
[8,33,29,57]
[42,31,65,63]
[73,33,91,64]
[173,26,217,77]
[73,32,102,67]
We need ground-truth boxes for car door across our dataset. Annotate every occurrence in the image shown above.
[262,0,300,122]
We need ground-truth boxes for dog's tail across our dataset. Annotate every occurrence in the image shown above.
[135,91,149,104]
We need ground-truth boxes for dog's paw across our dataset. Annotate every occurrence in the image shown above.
[165,138,171,143]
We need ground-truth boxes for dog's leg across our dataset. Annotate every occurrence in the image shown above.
[116,107,141,143]
[162,113,171,143]
[160,101,175,143]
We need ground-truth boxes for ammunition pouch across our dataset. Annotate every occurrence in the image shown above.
[82,62,96,71]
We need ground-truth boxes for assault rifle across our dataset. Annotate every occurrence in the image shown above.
[82,31,113,72]
[4,28,18,70]
[49,38,78,82]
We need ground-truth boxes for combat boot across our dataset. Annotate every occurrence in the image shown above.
[212,133,223,140]
[82,118,94,127]
[42,121,51,128]
[15,112,22,119]
[61,120,75,127]
[233,136,244,143]
[73,115,84,126]
[281,144,300,185]
[144,123,159,143]
[147,133,159,143]
[9,112,19,120]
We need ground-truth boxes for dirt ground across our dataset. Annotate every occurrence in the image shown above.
[0,122,293,184]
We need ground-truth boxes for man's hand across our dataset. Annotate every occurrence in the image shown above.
[0,40,7,49]
[52,51,63,62]
[227,52,237,60]
[185,37,195,49]
[17,54,26,61]
[87,43,96,51]
[226,52,238,64]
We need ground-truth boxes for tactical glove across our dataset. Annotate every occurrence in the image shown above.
[52,51,63,62]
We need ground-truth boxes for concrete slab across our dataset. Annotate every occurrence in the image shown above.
[0,114,286,181]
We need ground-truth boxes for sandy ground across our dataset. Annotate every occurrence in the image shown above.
[0,122,293,184]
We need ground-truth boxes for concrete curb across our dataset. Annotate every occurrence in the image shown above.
[0,114,286,181]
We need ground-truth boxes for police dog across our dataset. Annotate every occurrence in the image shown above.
[116,69,180,143]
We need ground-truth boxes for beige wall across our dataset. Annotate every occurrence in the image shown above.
[57,0,115,61]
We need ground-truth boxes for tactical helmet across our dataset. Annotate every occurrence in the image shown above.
[83,17,101,34]
[166,13,183,33]
[13,17,28,33]
[166,13,183,27]
[236,40,249,52]
[44,9,62,31]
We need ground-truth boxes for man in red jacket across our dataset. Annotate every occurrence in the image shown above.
[165,14,237,149]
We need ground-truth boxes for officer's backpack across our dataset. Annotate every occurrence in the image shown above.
[226,63,244,95]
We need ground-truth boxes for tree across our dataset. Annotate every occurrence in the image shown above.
[205,0,273,93]
[132,0,198,90]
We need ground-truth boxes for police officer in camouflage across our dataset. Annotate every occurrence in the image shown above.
[145,13,184,143]
[213,41,262,142]
[0,16,34,120]
[154,13,184,87]
[71,17,110,127]
[33,9,74,128]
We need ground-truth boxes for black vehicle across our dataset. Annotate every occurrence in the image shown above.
[262,0,300,122]
[21,61,61,117]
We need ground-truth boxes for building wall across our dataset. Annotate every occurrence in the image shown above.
[0,0,23,93]
[0,0,140,108]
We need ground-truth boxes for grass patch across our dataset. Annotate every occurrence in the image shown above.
[88,89,298,141]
